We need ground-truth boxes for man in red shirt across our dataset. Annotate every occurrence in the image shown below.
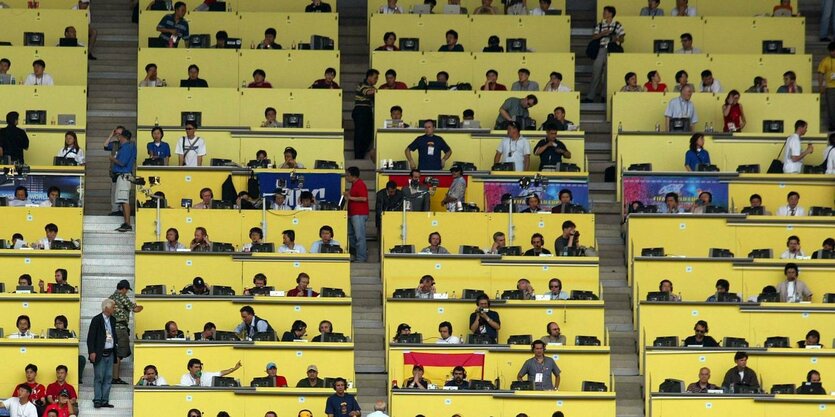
[266,363,289,387]
[13,364,46,406]
[42,389,76,417]
[344,167,369,262]
[45,365,77,405]
[378,69,408,90]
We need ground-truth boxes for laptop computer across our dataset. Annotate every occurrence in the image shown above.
[443,4,460,14]
[57,114,76,125]
[461,120,481,129]
[59,38,78,47]
[412,4,431,14]
[544,9,562,15]
[384,119,405,128]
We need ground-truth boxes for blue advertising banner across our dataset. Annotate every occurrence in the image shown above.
[0,174,83,205]
[623,174,729,212]
[483,181,590,212]
[256,173,343,209]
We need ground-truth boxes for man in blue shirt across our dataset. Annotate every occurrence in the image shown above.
[156,1,189,47]
[111,129,136,232]
[405,120,452,171]
[325,377,360,417]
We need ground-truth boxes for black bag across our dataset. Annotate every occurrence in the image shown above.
[585,38,601,60]
[143,158,164,166]
[221,174,237,202]
[607,42,624,53]
[767,141,787,174]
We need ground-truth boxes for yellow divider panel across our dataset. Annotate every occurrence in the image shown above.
[598,0,787,16]
[24,131,87,166]
[233,0,338,12]
[0,46,89,86]
[0,207,83,242]
[392,391,615,417]
[237,50,340,89]
[0,252,81,291]
[0,9,89,45]
[0,86,87,127]
[0,341,78,395]
[134,389,349,417]
[0,295,81,335]
[135,167,248,204]
[367,0,566,17]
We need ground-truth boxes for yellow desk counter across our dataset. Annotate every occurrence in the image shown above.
[0,207,83,242]
[367,0,566,18]
[133,342,354,387]
[385,299,606,346]
[0,46,89,86]
[0,9,88,45]
[3,0,77,8]
[391,390,616,417]
[382,255,600,297]
[0,294,80,334]
[233,0,339,12]
[650,394,835,417]
[388,345,611,392]
[0,339,78,395]
[0,250,81,291]
[135,252,350,294]
[598,0,797,16]
[134,387,355,417]
[0,86,88,127]
[134,295,352,337]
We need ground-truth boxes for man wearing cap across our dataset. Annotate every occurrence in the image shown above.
[0,384,38,417]
[296,365,325,387]
[42,388,74,417]
[109,279,142,385]
[108,127,136,233]
[179,358,242,387]
[265,363,289,387]
[325,377,360,417]
[181,277,211,295]
[234,306,273,339]
[442,165,466,212]
[405,120,453,171]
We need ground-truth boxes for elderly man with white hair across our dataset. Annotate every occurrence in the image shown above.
[367,400,389,417]
[86,298,117,409]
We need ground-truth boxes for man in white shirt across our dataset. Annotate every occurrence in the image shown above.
[278,229,307,254]
[179,358,241,387]
[494,121,531,171]
[37,223,64,250]
[436,321,461,344]
[0,385,38,417]
[543,71,571,92]
[367,400,390,417]
[378,0,403,13]
[782,120,813,173]
[781,235,805,259]
[542,278,569,300]
[39,186,61,207]
[175,122,207,166]
[23,59,54,86]
[699,70,722,93]
[671,0,697,16]
[664,85,698,131]
[776,191,806,216]
[8,186,32,207]
[675,33,702,54]
[529,0,554,15]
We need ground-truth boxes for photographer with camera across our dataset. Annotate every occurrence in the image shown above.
[402,169,433,212]
[109,129,136,233]
[469,294,501,344]
[554,220,580,256]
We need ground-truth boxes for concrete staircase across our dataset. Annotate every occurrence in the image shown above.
[350,263,387,412]
[799,0,832,132]
[85,0,138,214]
[78,216,137,416]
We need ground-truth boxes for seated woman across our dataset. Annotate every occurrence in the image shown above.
[241,227,264,252]
[281,320,307,341]
[404,365,430,389]
[190,227,211,252]
[375,32,399,51]
[165,228,185,251]
[272,190,291,210]
[146,126,170,165]
[8,314,34,338]
[278,146,304,168]
[721,90,746,132]
[673,70,694,92]
[684,133,711,171]
[56,131,85,165]
[247,69,272,88]
[643,70,668,93]
[392,323,412,342]
[261,107,280,128]
[619,72,645,92]
[516,278,536,300]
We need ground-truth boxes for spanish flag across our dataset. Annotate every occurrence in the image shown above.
[403,352,486,384]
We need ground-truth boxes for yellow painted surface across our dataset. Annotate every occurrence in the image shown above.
[3,0,77,8]
[0,9,88,45]
[23,130,87,166]
[233,0,338,12]
[134,167,248,203]
[135,253,350,293]
[135,298,353,337]
[0,86,87,127]
[0,251,81,291]
[0,207,83,242]
[367,0,566,17]
[134,389,349,417]
[385,299,606,344]
[0,294,80,334]
[391,391,615,417]
[0,47,88,86]
[598,0,793,16]
[0,340,78,395]
[650,396,835,417]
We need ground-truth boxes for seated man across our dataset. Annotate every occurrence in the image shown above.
[517,278,536,300]
[181,277,210,295]
[482,35,503,51]
[295,191,315,209]
[180,64,209,88]
[179,358,241,386]
[812,238,835,259]
[311,320,334,342]
[550,189,583,213]
[745,76,769,93]
[481,69,507,91]
[234,306,273,339]
[640,0,664,16]
[305,0,332,12]
[416,275,436,299]
[721,351,759,390]
[705,279,730,302]
[659,279,682,301]
[261,107,281,128]
[278,146,304,169]
[687,367,719,393]
[661,192,685,213]
[156,1,189,47]
[778,263,812,302]
[553,220,580,255]
[38,269,73,293]
[777,71,802,93]
[241,227,265,252]
[541,322,567,345]
[529,0,554,15]
[9,314,34,338]
[664,85,698,132]
[195,322,216,341]
[405,120,452,171]
[247,69,272,88]
[296,365,325,387]
[542,107,574,131]
[193,188,214,209]
[511,68,539,91]
[671,0,697,16]
[311,67,340,89]
[278,230,307,253]
[375,181,403,230]
[421,232,450,254]
[392,323,412,342]
[444,366,469,389]
[402,170,432,212]
[264,363,289,387]
[379,69,408,90]
[404,365,430,389]
[256,28,282,49]
[683,320,719,347]
[469,294,501,343]
[9,186,32,207]
[438,29,464,52]
[310,225,342,253]
[517,340,560,390]
[463,109,474,120]
[777,191,806,216]
[45,365,77,405]
[23,59,54,86]
[745,193,772,215]
[43,388,75,417]
[287,273,319,297]
[486,231,507,254]
[139,63,166,87]
[39,186,61,208]
[281,320,307,341]
[437,321,460,344]
[781,235,805,259]
[542,278,568,300]
[495,95,538,129]
[0,384,37,417]
[164,321,184,339]
[522,194,544,213]
[136,364,168,386]
[675,33,701,54]
[17,274,34,292]
[190,227,212,252]
[13,364,46,406]
[494,121,531,171]
[214,30,229,48]
[36,223,64,250]
[534,129,571,170]
[699,70,722,93]
[524,233,551,256]
[544,72,571,92]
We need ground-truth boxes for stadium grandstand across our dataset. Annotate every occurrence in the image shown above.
[1,0,835,416]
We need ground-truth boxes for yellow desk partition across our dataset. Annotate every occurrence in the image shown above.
[391,391,616,417]
[135,166,248,203]
[21,130,87,166]
[0,340,78,395]
[385,299,606,344]
[237,50,340,89]
[135,252,350,293]
[138,11,339,49]
[614,17,804,54]
[0,207,83,243]
[367,0,566,17]
[650,395,835,417]
[598,0,789,16]
[0,46,89,86]
[369,14,571,54]
[0,86,87,127]
[134,388,353,417]
[135,208,347,250]
[3,0,77,8]
[380,212,596,255]
[134,297,353,337]
[375,90,581,133]
[388,345,611,392]
[371,51,575,90]
[0,294,80,334]
[0,9,89,46]
[0,251,81,291]
[137,88,342,128]
[382,255,600,298]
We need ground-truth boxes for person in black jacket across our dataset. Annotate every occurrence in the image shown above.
[0,111,30,163]
[683,320,719,347]
[86,298,118,409]
[722,351,760,391]
[281,320,307,341]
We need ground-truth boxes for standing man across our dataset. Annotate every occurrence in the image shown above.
[110,129,136,233]
[86,299,117,409]
[325,377,360,417]
[405,120,452,171]
[352,69,378,160]
[0,111,30,164]
[442,165,466,212]
[517,340,561,390]
[103,126,126,216]
[344,167,368,262]
[109,279,142,385]
[664,85,698,132]
[584,6,624,103]
[494,121,531,171]
[818,42,835,131]
[782,120,813,174]
[156,1,189,47]
[175,122,207,167]
[234,306,273,339]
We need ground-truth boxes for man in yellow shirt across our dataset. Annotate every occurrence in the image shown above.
[817,42,835,131]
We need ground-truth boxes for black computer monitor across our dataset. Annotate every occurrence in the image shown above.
[283,113,304,128]
[189,34,211,48]
[26,110,46,125]
[506,38,527,52]
[399,38,419,51]
[181,112,201,127]
[653,39,674,53]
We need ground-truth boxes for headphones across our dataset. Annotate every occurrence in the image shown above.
[453,366,467,379]
[253,273,267,284]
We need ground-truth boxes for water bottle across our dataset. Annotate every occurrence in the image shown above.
[391,380,398,390]
[451,290,456,299]
[708,122,714,132]
[154,117,159,126]
[617,122,623,133]
[186,330,191,341]
[654,122,661,132]
[307,288,313,297]
[241,80,246,89]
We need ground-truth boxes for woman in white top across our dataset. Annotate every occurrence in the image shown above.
[824,134,835,174]
[56,131,85,165]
